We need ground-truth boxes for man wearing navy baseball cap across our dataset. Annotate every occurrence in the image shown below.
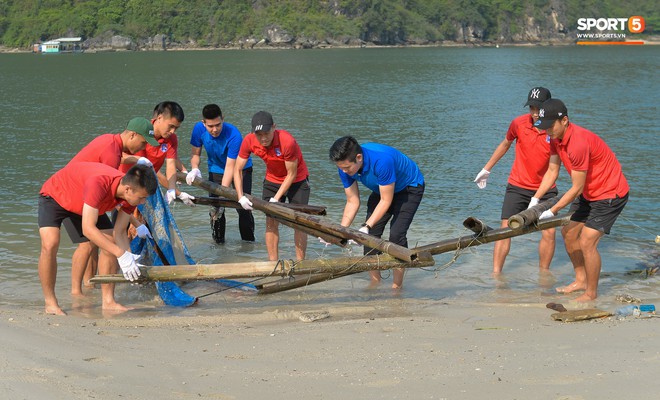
[474,87,558,274]
[532,99,629,302]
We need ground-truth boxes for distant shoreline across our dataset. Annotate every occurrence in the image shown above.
[3,38,658,54]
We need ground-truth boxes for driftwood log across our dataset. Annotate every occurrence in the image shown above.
[177,172,416,262]
[91,214,571,285]
[180,196,327,215]
[89,253,435,284]
[462,216,493,235]
[258,213,573,294]
[411,213,571,257]
[507,196,561,230]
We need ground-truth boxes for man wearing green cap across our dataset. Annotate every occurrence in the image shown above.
[64,117,157,295]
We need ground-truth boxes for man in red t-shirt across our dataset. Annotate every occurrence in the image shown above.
[474,87,558,274]
[38,163,158,315]
[234,111,310,261]
[121,101,195,206]
[66,117,157,294]
[533,99,629,301]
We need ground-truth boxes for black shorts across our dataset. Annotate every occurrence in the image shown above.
[262,178,310,205]
[569,193,628,234]
[38,195,113,243]
[501,184,559,220]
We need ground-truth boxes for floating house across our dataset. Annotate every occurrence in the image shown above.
[33,37,83,53]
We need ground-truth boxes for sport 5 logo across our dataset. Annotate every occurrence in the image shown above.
[577,16,645,33]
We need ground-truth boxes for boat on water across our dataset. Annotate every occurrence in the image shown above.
[33,37,84,54]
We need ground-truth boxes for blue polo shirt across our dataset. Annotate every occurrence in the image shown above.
[338,143,424,194]
[190,121,252,174]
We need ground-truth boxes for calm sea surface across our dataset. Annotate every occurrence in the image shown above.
[0,46,658,317]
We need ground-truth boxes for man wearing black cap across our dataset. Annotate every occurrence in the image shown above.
[532,99,629,301]
[233,111,310,261]
[474,87,558,274]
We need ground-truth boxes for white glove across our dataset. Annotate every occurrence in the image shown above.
[136,157,153,167]
[348,225,370,246]
[269,197,279,203]
[178,192,196,206]
[136,224,152,239]
[117,251,141,281]
[539,210,555,220]
[186,168,202,185]
[473,168,490,189]
[166,189,176,204]
[319,237,332,247]
[238,195,253,210]
[527,197,540,209]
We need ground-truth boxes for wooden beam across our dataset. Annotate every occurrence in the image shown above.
[183,196,327,215]
[412,213,571,256]
[178,172,416,262]
[89,252,436,284]
[507,196,560,230]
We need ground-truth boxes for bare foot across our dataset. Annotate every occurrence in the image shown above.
[555,281,586,294]
[391,283,402,289]
[45,305,66,316]
[102,301,133,313]
[574,293,597,302]
[366,279,381,289]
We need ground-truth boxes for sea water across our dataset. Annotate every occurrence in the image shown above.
[0,46,658,318]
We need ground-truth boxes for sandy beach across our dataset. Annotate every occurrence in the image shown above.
[2,293,658,399]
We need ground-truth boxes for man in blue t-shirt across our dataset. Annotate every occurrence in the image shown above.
[186,104,255,243]
[329,136,425,289]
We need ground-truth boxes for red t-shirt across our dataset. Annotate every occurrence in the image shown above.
[239,129,308,184]
[506,114,554,190]
[69,133,123,168]
[40,162,135,215]
[550,123,629,201]
[120,133,178,173]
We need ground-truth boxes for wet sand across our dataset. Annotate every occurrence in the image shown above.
[2,295,658,399]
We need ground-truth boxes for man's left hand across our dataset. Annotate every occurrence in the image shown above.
[539,210,555,220]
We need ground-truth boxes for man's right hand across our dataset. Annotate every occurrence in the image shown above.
[186,168,202,185]
[238,195,253,210]
[473,168,490,189]
[117,251,142,281]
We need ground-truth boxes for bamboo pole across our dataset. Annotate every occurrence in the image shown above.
[177,172,416,262]
[182,196,327,215]
[254,272,355,295]
[270,215,346,247]
[412,213,571,256]
[507,196,560,230]
[462,216,493,235]
[253,214,571,295]
[89,252,435,284]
